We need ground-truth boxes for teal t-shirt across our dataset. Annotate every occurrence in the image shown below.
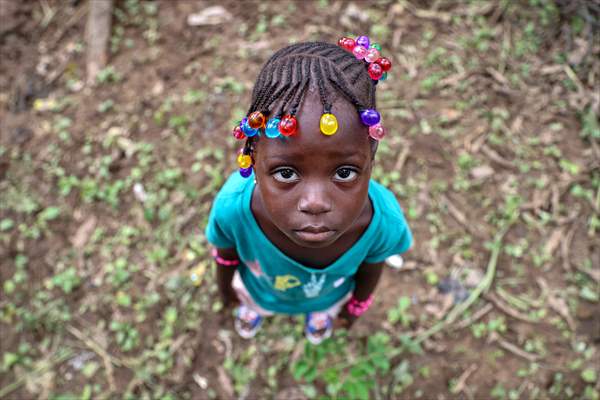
[205,172,413,314]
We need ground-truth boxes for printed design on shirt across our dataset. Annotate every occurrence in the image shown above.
[302,273,326,298]
[273,274,302,291]
[333,277,345,288]
[244,260,263,277]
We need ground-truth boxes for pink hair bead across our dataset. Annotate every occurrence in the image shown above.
[352,45,368,60]
[369,123,385,140]
[365,48,380,63]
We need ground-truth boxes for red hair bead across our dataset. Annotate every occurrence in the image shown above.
[232,125,245,140]
[342,37,356,52]
[278,115,297,136]
[248,111,266,129]
[368,62,383,80]
[376,57,392,72]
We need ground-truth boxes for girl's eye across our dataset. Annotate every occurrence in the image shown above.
[334,167,358,182]
[273,168,299,183]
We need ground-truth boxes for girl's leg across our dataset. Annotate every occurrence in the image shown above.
[305,291,352,344]
[231,271,272,338]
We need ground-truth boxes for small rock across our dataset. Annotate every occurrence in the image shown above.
[470,165,494,180]
[68,351,95,371]
[438,277,469,303]
[193,373,208,389]
[463,268,484,288]
[71,216,98,249]
[340,3,369,28]
[187,6,232,26]
[133,183,148,203]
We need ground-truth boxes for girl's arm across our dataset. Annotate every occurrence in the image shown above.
[214,247,240,307]
[336,262,384,328]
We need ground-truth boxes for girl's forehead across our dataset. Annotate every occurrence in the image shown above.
[258,98,371,158]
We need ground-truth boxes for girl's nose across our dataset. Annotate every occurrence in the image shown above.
[298,185,332,215]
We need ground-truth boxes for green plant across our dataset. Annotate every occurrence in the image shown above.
[387,296,414,327]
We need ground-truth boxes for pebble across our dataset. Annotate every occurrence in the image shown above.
[187,6,233,26]
[133,183,148,203]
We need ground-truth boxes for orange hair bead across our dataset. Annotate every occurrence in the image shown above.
[248,111,266,129]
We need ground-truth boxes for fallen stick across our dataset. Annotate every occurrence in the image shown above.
[450,363,478,394]
[484,293,538,323]
[440,194,487,239]
[0,349,73,398]
[415,215,517,344]
[490,332,540,362]
[86,0,113,84]
[453,303,494,330]
[67,325,122,392]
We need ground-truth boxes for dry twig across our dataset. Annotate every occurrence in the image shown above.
[484,293,538,323]
[490,332,540,362]
[67,325,122,392]
[453,303,494,330]
[450,363,478,395]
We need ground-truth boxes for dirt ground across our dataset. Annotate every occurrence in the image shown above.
[1,0,599,399]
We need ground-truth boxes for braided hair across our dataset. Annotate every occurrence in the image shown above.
[243,41,379,157]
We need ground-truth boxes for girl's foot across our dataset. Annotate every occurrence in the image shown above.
[305,312,332,345]
[234,305,263,339]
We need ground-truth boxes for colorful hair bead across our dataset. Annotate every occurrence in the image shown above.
[367,62,383,80]
[232,125,245,140]
[356,35,370,49]
[370,43,382,51]
[239,166,253,178]
[365,48,380,63]
[352,45,368,60]
[320,113,338,136]
[338,37,356,52]
[265,118,281,138]
[375,57,392,72]
[241,117,259,137]
[360,109,380,126]
[248,111,266,129]
[237,153,252,169]
[368,123,386,140]
[380,72,388,81]
[278,115,297,136]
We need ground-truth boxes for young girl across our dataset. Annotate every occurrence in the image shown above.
[205,37,413,344]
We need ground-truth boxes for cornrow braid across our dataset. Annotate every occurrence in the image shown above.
[242,41,379,162]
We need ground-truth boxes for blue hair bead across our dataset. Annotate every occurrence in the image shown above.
[239,166,253,178]
[265,118,281,138]
[360,109,380,126]
[241,117,259,137]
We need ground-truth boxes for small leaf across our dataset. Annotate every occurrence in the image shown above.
[581,368,597,383]
[0,219,14,231]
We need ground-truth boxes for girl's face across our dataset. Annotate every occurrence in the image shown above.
[253,91,374,249]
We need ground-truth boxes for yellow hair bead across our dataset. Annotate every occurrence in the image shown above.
[237,154,252,169]
[320,113,338,136]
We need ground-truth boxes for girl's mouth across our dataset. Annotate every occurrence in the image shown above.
[293,226,336,243]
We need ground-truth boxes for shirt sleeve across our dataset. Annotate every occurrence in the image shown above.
[364,212,413,264]
[205,197,236,249]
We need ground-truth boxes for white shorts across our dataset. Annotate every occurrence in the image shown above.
[232,270,351,318]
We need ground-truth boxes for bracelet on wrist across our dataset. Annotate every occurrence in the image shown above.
[346,294,374,317]
[211,248,240,267]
